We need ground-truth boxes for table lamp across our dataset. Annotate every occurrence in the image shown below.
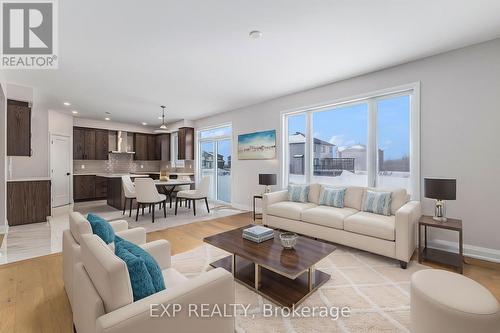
[424,178,456,222]
[259,174,277,194]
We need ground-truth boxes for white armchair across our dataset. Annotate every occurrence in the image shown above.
[73,234,235,333]
[63,212,147,308]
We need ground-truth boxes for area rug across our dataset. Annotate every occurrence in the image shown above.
[171,244,430,333]
[74,200,244,233]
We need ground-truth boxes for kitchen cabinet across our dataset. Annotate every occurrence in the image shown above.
[134,133,149,160]
[74,175,96,201]
[135,133,166,161]
[7,180,51,226]
[7,99,31,156]
[73,127,109,160]
[95,176,108,198]
[178,127,194,160]
[157,133,170,161]
[94,129,109,160]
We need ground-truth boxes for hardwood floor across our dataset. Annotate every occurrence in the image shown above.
[0,212,498,333]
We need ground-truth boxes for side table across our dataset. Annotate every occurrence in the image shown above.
[418,215,463,273]
[253,195,263,221]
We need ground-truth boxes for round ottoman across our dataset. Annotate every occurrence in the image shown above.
[411,269,500,333]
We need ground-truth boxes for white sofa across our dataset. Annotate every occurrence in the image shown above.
[74,234,235,333]
[63,212,147,308]
[263,184,421,268]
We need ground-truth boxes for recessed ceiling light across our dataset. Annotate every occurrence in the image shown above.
[249,30,263,39]
[104,117,110,121]
[142,122,148,126]
[63,102,71,106]
[72,110,78,114]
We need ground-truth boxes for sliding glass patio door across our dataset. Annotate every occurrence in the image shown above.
[198,126,232,203]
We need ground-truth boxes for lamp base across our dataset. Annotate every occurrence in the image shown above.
[432,216,447,222]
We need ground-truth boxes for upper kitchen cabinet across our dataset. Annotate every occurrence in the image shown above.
[147,134,157,160]
[94,129,109,160]
[73,127,109,160]
[157,133,170,161]
[178,127,194,160]
[134,133,149,160]
[7,99,31,156]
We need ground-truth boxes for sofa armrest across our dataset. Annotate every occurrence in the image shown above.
[262,190,288,214]
[395,201,421,262]
[96,268,235,333]
[109,220,129,233]
[116,227,147,245]
[140,240,171,270]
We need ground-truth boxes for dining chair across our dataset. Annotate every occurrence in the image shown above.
[121,176,136,217]
[173,175,192,208]
[175,176,210,216]
[135,178,167,222]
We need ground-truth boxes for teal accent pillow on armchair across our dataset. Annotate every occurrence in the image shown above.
[115,236,166,295]
[86,213,115,244]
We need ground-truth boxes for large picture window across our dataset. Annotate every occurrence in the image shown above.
[283,84,419,198]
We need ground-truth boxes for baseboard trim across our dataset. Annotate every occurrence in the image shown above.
[428,239,500,264]
[230,203,252,212]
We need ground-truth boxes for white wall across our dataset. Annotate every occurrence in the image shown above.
[0,79,7,233]
[195,38,500,258]
[6,85,50,180]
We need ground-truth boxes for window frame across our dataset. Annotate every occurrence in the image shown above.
[281,82,420,199]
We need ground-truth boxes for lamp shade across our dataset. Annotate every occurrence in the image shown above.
[424,178,456,200]
[259,174,277,186]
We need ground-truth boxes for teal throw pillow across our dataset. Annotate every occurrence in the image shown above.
[86,213,115,244]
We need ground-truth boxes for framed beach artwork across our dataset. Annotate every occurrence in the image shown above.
[238,130,276,160]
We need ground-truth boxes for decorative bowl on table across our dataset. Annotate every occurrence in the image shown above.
[279,232,298,249]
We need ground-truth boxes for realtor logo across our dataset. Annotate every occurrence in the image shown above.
[1,0,58,68]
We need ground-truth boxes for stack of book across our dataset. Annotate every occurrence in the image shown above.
[243,225,275,243]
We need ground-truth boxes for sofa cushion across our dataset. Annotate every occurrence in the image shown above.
[308,183,321,204]
[319,186,347,208]
[344,186,366,210]
[162,268,188,288]
[115,241,157,301]
[115,236,165,293]
[361,190,392,216]
[366,187,408,215]
[288,184,310,203]
[267,201,317,220]
[344,212,395,241]
[301,206,358,229]
[87,213,115,244]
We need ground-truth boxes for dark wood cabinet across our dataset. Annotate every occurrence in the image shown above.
[94,129,109,160]
[73,127,85,159]
[135,133,165,161]
[95,176,108,198]
[7,99,31,156]
[74,175,96,201]
[73,127,109,160]
[147,134,156,160]
[178,127,194,160]
[134,133,149,160]
[7,180,51,226]
[158,133,170,161]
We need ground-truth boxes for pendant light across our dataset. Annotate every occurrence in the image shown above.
[154,105,168,133]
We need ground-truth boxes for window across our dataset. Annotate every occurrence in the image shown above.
[170,132,184,167]
[197,125,232,203]
[283,84,419,198]
[286,113,307,184]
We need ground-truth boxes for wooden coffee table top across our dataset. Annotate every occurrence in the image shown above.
[204,225,336,279]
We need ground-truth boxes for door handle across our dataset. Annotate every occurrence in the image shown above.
[67,173,71,176]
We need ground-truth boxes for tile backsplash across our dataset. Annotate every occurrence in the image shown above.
[74,154,160,174]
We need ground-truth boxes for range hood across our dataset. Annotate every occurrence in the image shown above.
[110,131,135,154]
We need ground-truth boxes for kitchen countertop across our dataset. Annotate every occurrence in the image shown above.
[7,177,52,182]
[73,173,150,178]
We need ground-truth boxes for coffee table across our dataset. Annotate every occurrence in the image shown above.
[204,225,336,307]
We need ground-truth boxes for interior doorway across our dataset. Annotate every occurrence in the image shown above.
[50,134,71,207]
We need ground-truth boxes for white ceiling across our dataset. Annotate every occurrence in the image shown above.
[4,0,500,126]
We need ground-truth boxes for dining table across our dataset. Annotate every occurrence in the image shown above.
[153,179,195,207]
